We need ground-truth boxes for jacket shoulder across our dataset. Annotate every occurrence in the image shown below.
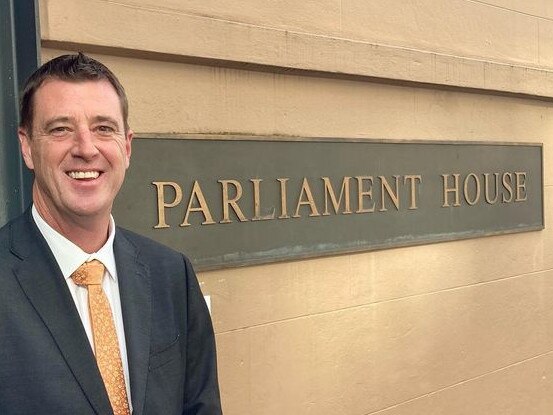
[115,226,191,264]
[0,212,31,253]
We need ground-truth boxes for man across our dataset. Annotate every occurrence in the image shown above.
[0,53,222,415]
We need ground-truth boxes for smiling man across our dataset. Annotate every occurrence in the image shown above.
[0,53,222,415]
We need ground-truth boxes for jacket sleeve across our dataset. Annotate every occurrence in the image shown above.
[182,255,223,415]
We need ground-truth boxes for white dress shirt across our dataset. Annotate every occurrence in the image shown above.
[32,206,133,410]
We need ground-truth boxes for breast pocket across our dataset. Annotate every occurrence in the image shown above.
[149,334,181,371]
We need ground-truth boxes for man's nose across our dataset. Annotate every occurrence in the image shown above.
[71,128,100,159]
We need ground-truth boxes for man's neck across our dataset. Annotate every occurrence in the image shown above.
[33,203,110,254]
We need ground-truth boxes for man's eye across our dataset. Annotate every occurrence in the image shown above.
[50,127,71,136]
[96,125,116,136]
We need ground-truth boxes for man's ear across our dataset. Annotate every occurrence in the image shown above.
[124,129,133,169]
[18,128,34,170]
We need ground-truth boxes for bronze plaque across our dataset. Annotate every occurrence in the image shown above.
[113,137,543,270]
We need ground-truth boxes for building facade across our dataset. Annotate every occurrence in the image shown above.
[7,0,553,413]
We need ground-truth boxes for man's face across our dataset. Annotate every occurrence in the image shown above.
[18,79,133,228]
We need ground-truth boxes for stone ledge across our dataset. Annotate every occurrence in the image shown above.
[41,0,553,100]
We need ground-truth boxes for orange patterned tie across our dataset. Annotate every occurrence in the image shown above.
[72,260,130,415]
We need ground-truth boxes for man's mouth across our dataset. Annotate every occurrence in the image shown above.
[67,171,101,180]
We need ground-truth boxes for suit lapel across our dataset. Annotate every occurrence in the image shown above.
[114,230,152,415]
[10,212,113,415]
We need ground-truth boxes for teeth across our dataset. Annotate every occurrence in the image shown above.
[68,171,100,179]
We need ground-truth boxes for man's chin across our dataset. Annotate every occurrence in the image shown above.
[64,202,110,220]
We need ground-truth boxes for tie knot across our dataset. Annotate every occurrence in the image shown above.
[72,260,105,286]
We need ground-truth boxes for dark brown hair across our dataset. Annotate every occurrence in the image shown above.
[19,52,129,134]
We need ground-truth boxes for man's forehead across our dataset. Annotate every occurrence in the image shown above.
[35,78,119,99]
[33,79,123,120]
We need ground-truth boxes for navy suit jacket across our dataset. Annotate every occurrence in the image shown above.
[0,210,222,415]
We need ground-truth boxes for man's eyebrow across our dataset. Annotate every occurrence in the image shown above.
[43,116,72,131]
[92,115,120,126]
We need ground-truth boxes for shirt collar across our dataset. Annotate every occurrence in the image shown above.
[31,205,118,281]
